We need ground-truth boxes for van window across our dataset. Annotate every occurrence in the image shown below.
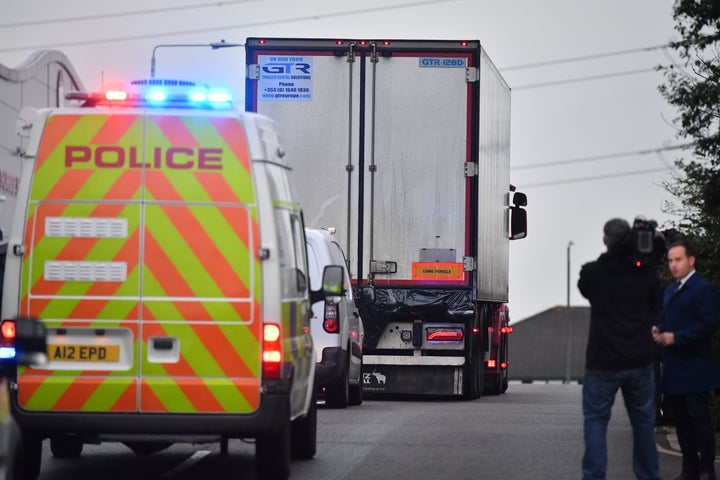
[275,209,308,299]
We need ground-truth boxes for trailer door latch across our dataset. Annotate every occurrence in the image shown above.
[463,257,476,272]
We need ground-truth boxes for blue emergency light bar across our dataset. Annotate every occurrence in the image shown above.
[67,78,233,110]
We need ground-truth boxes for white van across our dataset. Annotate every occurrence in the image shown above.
[305,228,363,407]
[3,79,343,480]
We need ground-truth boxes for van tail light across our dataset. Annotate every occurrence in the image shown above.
[323,304,339,333]
[262,324,282,379]
[487,359,497,369]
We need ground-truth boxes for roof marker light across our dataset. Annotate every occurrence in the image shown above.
[188,90,207,103]
[146,89,167,103]
[208,91,231,103]
[106,90,128,101]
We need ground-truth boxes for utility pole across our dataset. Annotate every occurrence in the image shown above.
[564,240,574,384]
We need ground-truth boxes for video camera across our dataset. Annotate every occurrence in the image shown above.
[626,216,665,268]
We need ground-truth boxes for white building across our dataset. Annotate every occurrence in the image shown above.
[0,50,85,255]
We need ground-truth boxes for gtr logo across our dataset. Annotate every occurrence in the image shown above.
[65,146,223,170]
[261,62,311,75]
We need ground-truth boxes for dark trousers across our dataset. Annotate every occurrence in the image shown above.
[665,391,717,474]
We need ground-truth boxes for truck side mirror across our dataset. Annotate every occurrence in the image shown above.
[512,191,527,207]
[510,191,528,240]
[510,206,527,240]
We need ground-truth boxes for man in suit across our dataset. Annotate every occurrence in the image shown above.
[653,238,720,480]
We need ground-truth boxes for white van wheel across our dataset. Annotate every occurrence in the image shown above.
[325,363,349,408]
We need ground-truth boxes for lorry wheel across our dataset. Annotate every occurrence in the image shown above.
[501,370,509,393]
[483,375,502,396]
[325,364,349,408]
[13,433,42,480]
[291,388,317,460]
[50,435,83,458]
[463,356,484,400]
[256,421,291,480]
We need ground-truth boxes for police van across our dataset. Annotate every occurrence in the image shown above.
[2,79,343,480]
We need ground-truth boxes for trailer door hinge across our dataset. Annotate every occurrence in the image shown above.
[464,162,477,177]
[247,64,260,80]
[466,67,479,83]
[463,257,476,272]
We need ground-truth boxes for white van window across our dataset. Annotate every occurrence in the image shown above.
[275,209,308,299]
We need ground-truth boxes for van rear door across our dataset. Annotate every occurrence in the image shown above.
[17,110,262,415]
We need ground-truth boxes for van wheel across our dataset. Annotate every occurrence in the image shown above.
[13,433,42,480]
[325,364,349,408]
[50,435,83,458]
[256,421,291,480]
[349,359,363,406]
[291,388,317,459]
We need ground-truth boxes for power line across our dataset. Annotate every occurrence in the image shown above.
[0,0,258,28]
[519,167,672,189]
[512,67,658,90]
[512,143,693,170]
[0,0,457,53]
[501,44,671,71]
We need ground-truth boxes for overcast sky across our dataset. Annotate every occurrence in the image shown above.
[0,0,684,322]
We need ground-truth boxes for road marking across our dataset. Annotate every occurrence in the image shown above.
[162,450,212,477]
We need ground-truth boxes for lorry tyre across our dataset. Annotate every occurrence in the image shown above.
[348,358,363,406]
[325,363,349,408]
[484,374,502,396]
[291,388,317,460]
[50,435,83,458]
[256,421,291,480]
[463,356,484,400]
[501,370,509,393]
[14,433,42,480]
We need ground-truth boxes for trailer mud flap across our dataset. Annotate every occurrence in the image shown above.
[362,365,462,396]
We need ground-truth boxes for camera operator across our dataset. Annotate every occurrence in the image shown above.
[578,218,662,480]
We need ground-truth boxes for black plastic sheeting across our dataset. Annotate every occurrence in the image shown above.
[358,287,475,349]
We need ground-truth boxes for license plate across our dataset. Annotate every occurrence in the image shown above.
[48,344,120,362]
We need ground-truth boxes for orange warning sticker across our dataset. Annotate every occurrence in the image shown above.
[412,262,464,281]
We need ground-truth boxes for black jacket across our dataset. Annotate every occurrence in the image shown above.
[577,248,661,371]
